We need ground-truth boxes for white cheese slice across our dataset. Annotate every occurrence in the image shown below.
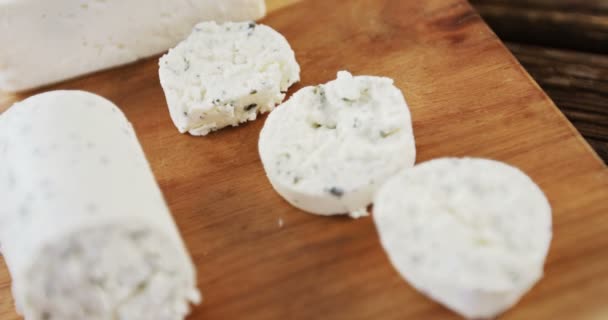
[373,158,552,319]
[0,91,200,320]
[159,21,300,136]
[0,0,266,92]
[259,71,416,217]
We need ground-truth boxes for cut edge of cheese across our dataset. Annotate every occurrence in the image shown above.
[16,224,201,320]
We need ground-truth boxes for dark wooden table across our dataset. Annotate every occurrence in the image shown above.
[471,0,608,163]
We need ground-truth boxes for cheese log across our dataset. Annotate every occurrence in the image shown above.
[0,0,266,92]
[259,71,416,218]
[373,158,552,319]
[159,21,300,136]
[0,91,200,320]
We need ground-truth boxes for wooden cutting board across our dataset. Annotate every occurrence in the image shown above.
[1,0,607,319]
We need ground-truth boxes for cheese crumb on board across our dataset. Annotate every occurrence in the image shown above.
[259,71,416,217]
[0,91,200,320]
[373,158,552,319]
[0,0,266,92]
[159,21,300,136]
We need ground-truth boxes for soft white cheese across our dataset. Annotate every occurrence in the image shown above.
[0,0,266,92]
[0,91,200,320]
[373,158,552,319]
[159,21,300,136]
[259,71,416,217]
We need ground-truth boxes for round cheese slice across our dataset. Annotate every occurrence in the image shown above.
[0,91,200,320]
[159,21,300,136]
[259,71,416,218]
[373,158,552,319]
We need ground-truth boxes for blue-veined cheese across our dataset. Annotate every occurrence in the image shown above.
[373,158,552,319]
[259,71,416,218]
[0,91,200,320]
[0,0,266,92]
[159,21,300,136]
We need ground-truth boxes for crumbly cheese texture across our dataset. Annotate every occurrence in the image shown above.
[0,91,200,320]
[159,21,300,136]
[373,158,552,319]
[259,71,416,217]
[0,0,266,92]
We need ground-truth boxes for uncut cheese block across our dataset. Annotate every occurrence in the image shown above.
[373,158,552,319]
[259,71,416,218]
[159,21,300,136]
[0,91,200,320]
[0,0,266,92]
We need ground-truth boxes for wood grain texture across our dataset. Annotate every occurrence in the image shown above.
[505,42,608,162]
[266,0,301,12]
[1,0,608,319]
[470,0,608,53]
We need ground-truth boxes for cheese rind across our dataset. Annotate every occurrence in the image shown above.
[159,21,300,136]
[373,158,552,319]
[0,0,266,92]
[0,91,199,320]
[259,71,416,217]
